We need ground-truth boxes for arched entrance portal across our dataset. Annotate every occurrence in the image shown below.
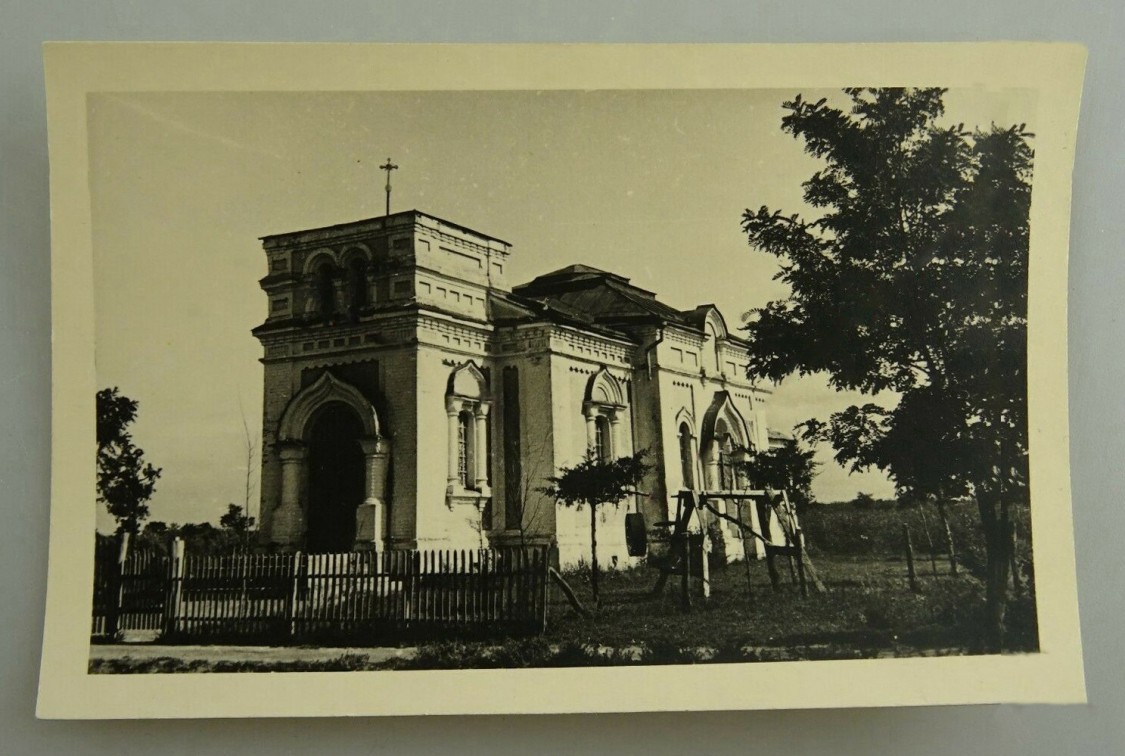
[270,372,390,551]
[305,402,366,553]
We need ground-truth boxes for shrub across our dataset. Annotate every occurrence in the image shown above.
[851,492,877,510]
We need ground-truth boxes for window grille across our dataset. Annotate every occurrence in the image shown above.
[594,415,612,462]
[458,411,472,488]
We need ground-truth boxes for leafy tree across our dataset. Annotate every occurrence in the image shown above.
[142,520,170,536]
[741,88,1032,649]
[133,514,256,556]
[542,450,651,607]
[220,503,257,552]
[176,522,234,555]
[851,492,877,510]
[96,387,162,535]
[133,520,172,554]
[741,437,819,512]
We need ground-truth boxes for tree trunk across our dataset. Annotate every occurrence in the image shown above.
[1008,520,1022,595]
[589,505,600,608]
[978,492,1012,652]
[903,523,920,594]
[918,506,938,577]
[936,498,958,576]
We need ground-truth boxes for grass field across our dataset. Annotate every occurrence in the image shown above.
[387,551,1035,670]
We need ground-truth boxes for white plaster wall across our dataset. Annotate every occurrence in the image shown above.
[647,344,777,564]
[415,273,489,320]
[375,347,420,550]
[548,354,639,570]
[508,349,557,542]
[412,340,494,552]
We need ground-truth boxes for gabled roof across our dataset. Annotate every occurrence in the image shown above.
[487,289,636,342]
[510,264,748,344]
[518,264,634,287]
[513,264,692,329]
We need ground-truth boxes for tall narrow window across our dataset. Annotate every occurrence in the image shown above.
[583,368,626,462]
[705,316,723,375]
[594,415,612,462]
[458,410,473,489]
[678,423,695,489]
[347,259,368,313]
[447,362,492,503]
[315,263,336,318]
[718,434,735,490]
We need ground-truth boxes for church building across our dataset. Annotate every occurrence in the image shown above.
[252,209,790,567]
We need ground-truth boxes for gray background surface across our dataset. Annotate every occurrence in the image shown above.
[2,2,1121,753]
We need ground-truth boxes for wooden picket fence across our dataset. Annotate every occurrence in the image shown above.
[91,536,168,638]
[93,536,551,642]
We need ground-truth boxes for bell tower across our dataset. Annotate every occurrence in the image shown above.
[252,210,511,552]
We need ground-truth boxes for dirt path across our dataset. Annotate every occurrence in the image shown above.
[90,643,416,666]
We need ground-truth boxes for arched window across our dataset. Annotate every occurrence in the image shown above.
[347,258,368,313]
[446,362,491,502]
[701,391,750,492]
[718,433,735,490]
[583,368,626,461]
[314,263,337,319]
[594,415,612,462]
[706,322,722,375]
[678,423,695,489]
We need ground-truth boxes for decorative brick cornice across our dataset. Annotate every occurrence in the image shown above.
[662,324,706,348]
[420,226,511,260]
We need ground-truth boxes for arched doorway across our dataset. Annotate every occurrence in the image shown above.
[270,372,390,550]
[305,402,366,553]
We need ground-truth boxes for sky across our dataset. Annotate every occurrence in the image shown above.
[89,87,1037,530]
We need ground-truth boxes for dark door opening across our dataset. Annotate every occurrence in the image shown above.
[305,402,365,553]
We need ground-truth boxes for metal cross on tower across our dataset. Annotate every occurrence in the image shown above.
[379,157,398,216]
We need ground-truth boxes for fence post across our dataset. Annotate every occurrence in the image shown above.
[106,531,130,639]
[406,550,419,624]
[163,537,185,637]
[795,529,808,598]
[903,524,920,593]
[287,551,303,638]
[699,534,711,600]
[739,502,755,601]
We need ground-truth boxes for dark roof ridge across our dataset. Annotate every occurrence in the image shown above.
[514,263,653,296]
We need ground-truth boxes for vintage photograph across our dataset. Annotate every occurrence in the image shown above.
[37,43,1086,718]
[87,84,1040,672]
